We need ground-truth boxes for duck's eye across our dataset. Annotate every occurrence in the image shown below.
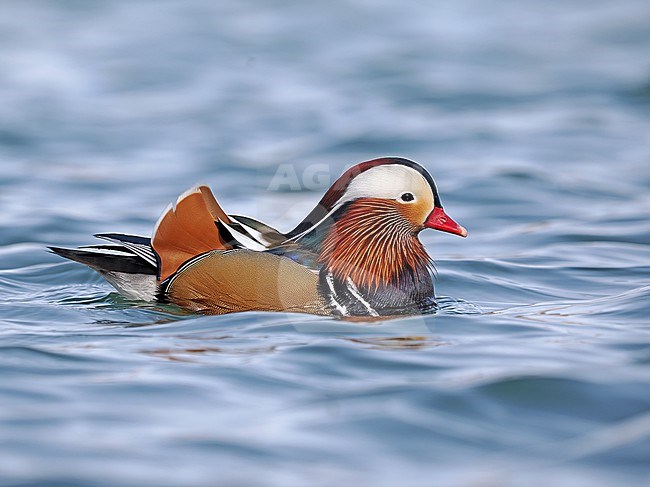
[400,192,415,202]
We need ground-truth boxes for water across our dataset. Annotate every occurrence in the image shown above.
[1,0,649,485]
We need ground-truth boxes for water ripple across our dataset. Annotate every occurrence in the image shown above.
[1,0,649,485]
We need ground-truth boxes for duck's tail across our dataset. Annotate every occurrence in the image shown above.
[48,234,159,301]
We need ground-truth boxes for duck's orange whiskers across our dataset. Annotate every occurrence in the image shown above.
[318,199,432,289]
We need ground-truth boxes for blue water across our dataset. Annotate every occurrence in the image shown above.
[1,1,650,485]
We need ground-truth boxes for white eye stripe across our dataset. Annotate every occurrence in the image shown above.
[291,163,437,242]
[339,165,432,203]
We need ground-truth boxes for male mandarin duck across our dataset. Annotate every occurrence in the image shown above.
[50,157,467,317]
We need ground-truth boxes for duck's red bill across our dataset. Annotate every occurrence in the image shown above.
[425,207,467,237]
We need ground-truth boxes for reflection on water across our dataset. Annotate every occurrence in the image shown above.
[0,0,649,486]
[347,336,446,350]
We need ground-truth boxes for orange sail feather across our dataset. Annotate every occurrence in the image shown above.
[152,186,232,281]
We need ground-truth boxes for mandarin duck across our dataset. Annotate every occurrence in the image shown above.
[50,157,466,317]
